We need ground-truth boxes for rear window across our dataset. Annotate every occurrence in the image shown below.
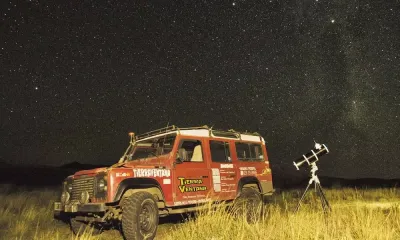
[235,142,264,162]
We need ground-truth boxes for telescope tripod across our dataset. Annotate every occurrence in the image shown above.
[295,163,331,213]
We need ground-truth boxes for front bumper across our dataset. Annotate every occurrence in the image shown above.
[54,201,106,214]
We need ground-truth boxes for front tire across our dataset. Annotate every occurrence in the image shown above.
[122,191,159,240]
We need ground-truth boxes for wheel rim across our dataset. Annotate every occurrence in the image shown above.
[139,200,157,233]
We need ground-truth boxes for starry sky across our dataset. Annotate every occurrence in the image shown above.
[1,0,399,179]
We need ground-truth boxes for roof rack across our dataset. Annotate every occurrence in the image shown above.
[210,128,262,141]
[135,125,261,141]
[135,125,178,140]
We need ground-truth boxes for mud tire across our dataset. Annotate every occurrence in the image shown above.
[122,191,159,240]
[232,187,263,223]
[70,217,102,236]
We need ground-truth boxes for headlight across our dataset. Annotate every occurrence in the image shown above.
[95,174,107,199]
[97,178,107,192]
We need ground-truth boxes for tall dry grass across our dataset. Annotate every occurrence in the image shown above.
[164,187,400,240]
[1,184,400,240]
[0,184,113,240]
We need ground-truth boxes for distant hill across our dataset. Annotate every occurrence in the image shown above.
[59,161,107,170]
[273,174,400,190]
[318,176,400,189]
[0,161,108,188]
[1,161,400,189]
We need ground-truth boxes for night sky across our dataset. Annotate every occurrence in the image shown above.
[1,0,399,179]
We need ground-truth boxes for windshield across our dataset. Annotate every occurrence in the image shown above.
[126,134,176,161]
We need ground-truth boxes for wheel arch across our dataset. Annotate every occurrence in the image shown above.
[113,178,165,203]
[237,176,262,196]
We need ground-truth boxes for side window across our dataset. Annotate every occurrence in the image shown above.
[251,144,264,161]
[210,140,231,163]
[235,143,251,160]
[235,142,264,162]
[178,139,203,162]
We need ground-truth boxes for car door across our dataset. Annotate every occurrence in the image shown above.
[235,141,265,180]
[207,139,238,200]
[172,137,211,205]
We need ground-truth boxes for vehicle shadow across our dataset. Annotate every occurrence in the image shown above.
[159,212,197,225]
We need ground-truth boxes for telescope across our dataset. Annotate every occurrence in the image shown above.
[293,142,329,170]
[294,141,331,213]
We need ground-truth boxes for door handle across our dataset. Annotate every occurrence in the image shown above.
[201,176,208,178]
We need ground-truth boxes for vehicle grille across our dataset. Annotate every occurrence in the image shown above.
[71,176,95,201]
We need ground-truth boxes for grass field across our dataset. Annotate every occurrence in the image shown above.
[1,184,400,240]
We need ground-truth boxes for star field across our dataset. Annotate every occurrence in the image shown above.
[0,0,399,178]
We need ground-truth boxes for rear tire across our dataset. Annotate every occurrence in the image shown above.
[70,217,102,236]
[232,187,263,223]
[122,191,159,240]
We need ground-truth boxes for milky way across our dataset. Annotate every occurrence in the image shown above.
[0,0,399,178]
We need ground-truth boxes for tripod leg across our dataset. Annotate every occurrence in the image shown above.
[320,184,331,211]
[295,183,312,212]
[316,183,331,212]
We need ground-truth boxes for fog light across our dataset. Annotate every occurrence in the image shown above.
[80,191,90,204]
[61,191,70,205]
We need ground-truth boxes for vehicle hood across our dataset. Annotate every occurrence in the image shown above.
[73,156,170,176]
[110,156,171,169]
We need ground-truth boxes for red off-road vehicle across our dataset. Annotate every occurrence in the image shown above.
[54,125,274,240]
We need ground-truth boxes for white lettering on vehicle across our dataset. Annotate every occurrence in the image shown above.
[220,164,233,168]
[174,198,209,206]
[116,172,131,177]
[212,168,221,192]
[239,167,257,176]
[133,169,171,178]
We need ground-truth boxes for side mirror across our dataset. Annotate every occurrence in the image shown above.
[176,148,188,163]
